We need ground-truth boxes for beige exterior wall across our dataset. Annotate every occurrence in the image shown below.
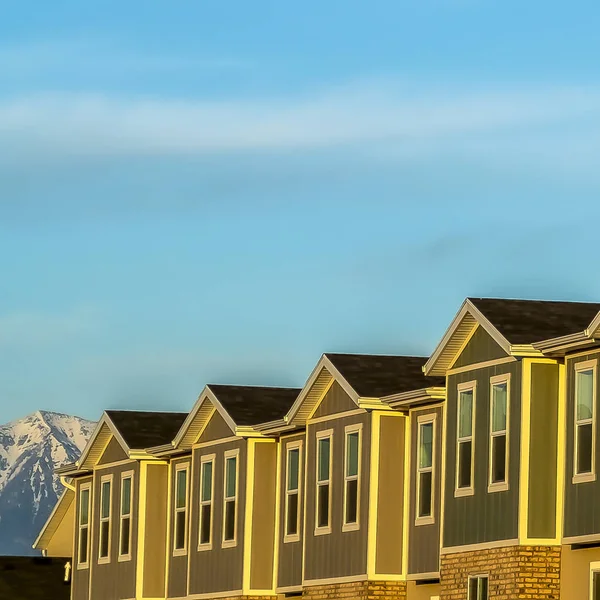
[561,544,600,600]
[44,498,75,557]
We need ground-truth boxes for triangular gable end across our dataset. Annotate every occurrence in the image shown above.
[450,325,509,370]
[78,414,131,471]
[424,300,511,377]
[173,387,237,450]
[197,409,235,444]
[97,436,129,465]
[32,488,75,552]
[311,380,360,419]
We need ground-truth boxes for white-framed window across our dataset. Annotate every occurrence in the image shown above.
[198,454,215,550]
[77,483,91,569]
[574,359,597,483]
[98,474,113,563]
[343,423,362,532]
[416,414,435,525]
[118,471,133,560]
[589,561,600,600]
[489,374,510,492]
[468,575,489,600]
[456,381,476,497]
[222,449,239,547]
[284,441,302,543]
[315,429,333,535]
[173,463,189,555]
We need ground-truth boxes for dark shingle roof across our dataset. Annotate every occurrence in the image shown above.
[325,354,445,398]
[106,410,188,449]
[207,385,301,426]
[0,556,71,600]
[469,298,600,344]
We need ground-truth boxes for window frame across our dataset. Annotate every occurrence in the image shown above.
[573,359,597,484]
[467,574,489,600]
[415,413,436,526]
[77,482,91,570]
[314,428,333,536]
[173,462,189,557]
[455,381,477,498]
[284,440,302,543]
[342,423,362,532]
[222,448,240,548]
[118,470,134,562]
[98,473,113,564]
[589,561,600,600]
[488,373,511,493]
[198,453,215,551]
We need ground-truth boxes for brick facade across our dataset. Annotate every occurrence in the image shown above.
[440,545,561,599]
[302,580,407,600]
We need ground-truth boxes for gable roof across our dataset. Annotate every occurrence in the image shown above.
[105,410,188,450]
[425,297,600,375]
[165,384,301,453]
[32,489,74,552]
[274,353,445,431]
[326,353,445,398]
[0,556,71,600]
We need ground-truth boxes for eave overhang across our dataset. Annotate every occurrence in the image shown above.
[383,386,446,410]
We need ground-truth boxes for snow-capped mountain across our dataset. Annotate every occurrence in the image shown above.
[0,410,96,555]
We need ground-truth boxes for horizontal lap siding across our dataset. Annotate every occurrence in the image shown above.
[564,351,600,538]
[304,411,370,582]
[188,439,246,595]
[443,361,521,548]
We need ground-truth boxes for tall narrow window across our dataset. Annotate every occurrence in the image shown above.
[199,455,214,549]
[119,473,133,559]
[315,430,332,534]
[78,484,91,567]
[575,360,596,482]
[468,576,488,600]
[173,465,188,553]
[456,382,475,496]
[98,476,112,562]
[416,416,435,523]
[343,425,361,531]
[284,442,301,541]
[222,450,238,546]
[489,375,509,491]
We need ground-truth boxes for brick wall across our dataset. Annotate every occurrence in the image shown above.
[302,580,407,600]
[440,545,561,599]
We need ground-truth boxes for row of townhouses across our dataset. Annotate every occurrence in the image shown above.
[34,297,600,600]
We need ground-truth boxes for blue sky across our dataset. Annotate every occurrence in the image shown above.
[2,0,600,423]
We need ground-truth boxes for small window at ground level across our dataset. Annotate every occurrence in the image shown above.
[468,576,488,600]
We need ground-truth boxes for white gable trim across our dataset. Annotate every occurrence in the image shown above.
[77,413,131,470]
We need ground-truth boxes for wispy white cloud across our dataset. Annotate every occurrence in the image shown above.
[1,80,599,165]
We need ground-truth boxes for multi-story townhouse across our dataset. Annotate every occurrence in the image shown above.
[259,353,444,600]
[424,297,600,599]
[38,295,600,600]
[147,384,301,600]
[55,409,188,600]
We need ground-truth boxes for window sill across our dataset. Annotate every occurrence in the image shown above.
[197,543,212,552]
[415,516,435,527]
[314,526,331,536]
[573,473,596,484]
[488,482,509,493]
[172,548,187,557]
[283,534,300,544]
[454,487,474,498]
[97,557,111,565]
[76,563,89,571]
[117,554,132,562]
[342,522,360,533]
[222,539,237,549]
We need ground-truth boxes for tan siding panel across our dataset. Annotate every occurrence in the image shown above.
[143,463,168,598]
[452,325,508,369]
[312,382,357,419]
[304,412,370,581]
[45,494,75,557]
[250,442,277,590]
[375,414,405,575]
[198,410,234,445]
[276,432,305,590]
[528,363,559,539]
